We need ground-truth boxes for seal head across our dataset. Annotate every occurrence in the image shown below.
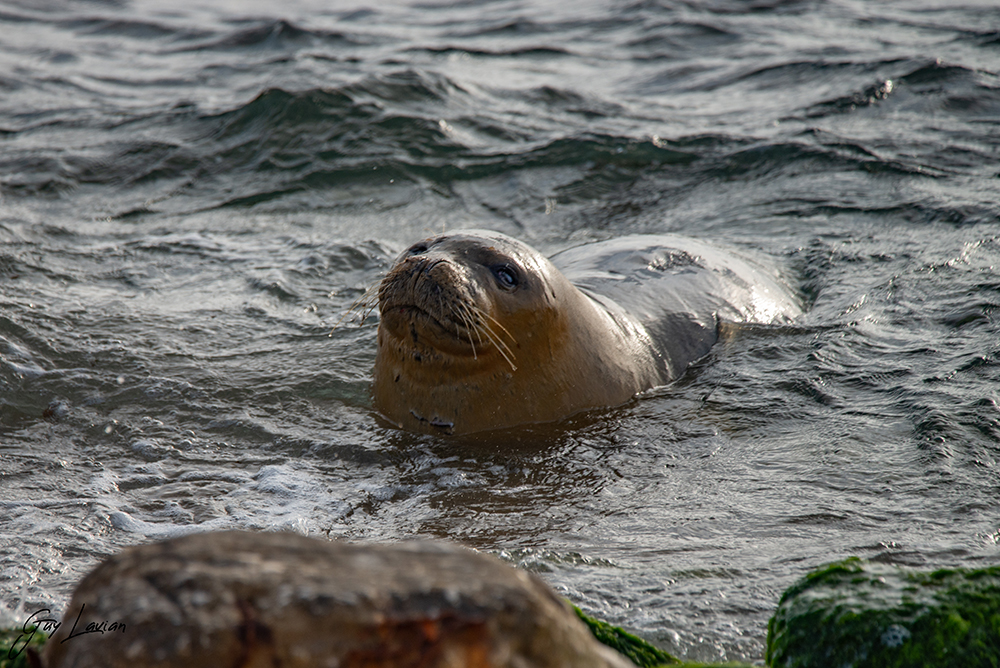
[373,230,663,435]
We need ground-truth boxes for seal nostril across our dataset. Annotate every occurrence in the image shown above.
[422,258,446,274]
[408,243,429,256]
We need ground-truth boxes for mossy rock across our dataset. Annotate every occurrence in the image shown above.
[766,557,1000,668]
[1,626,47,668]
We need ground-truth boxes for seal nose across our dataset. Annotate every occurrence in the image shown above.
[396,253,446,276]
[384,253,456,300]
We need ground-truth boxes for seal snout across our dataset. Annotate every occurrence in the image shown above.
[378,252,484,346]
[376,239,518,371]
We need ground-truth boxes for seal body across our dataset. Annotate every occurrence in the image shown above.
[373,230,800,435]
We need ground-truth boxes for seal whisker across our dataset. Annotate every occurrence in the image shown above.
[465,311,517,372]
[455,304,478,359]
[466,305,486,359]
[435,290,480,358]
[468,304,518,365]
[459,303,485,347]
[460,302,515,362]
[329,282,381,335]
[463,304,491,355]
[480,324,517,371]
[487,325,517,364]
[475,306,517,347]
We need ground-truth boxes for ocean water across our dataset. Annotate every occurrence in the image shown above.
[2,0,999,662]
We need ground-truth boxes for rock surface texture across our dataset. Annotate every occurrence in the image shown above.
[767,557,1000,668]
[41,530,634,668]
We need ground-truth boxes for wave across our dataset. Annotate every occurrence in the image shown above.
[803,60,999,120]
[0,79,940,212]
[0,70,697,209]
[64,16,199,40]
[416,45,571,58]
[0,48,992,222]
[168,18,364,53]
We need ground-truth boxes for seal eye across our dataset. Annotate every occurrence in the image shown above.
[492,264,518,290]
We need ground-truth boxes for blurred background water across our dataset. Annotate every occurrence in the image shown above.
[1,0,999,662]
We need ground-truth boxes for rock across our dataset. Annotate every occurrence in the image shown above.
[766,557,1000,668]
[40,530,634,668]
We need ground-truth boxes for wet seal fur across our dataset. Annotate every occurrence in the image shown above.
[373,230,801,435]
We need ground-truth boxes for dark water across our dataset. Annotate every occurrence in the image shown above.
[2,0,999,662]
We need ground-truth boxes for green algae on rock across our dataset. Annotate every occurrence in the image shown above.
[573,607,755,668]
[1,627,47,668]
[573,606,679,667]
[766,557,1000,668]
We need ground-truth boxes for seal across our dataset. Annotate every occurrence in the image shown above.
[373,230,801,435]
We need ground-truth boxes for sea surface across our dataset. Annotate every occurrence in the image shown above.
[2,0,999,662]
